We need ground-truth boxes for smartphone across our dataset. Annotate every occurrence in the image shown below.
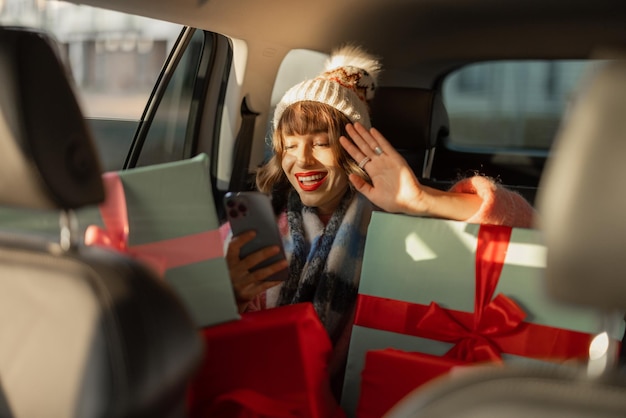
[223,191,288,282]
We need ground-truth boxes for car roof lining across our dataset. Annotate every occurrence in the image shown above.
[69,0,626,87]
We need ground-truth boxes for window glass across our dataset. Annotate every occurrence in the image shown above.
[0,0,182,170]
[442,60,599,151]
[136,29,207,167]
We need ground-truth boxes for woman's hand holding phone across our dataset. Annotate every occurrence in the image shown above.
[225,230,288,312]
[223,192,289,312]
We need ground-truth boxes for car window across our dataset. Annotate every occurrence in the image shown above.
[442,60,601,152]
[134,28,207,168]
[0,0,182,171]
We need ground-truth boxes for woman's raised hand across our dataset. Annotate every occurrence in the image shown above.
[340,122,484,221]
[339,123,427,214]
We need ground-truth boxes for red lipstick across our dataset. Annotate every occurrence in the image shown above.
[295,171,327,192]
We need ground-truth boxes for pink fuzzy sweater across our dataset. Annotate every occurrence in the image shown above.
[448,176,535,228]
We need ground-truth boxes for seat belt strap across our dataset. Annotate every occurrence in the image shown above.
[228,96,260,192]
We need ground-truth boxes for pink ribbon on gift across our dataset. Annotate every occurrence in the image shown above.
[84,172,223,277]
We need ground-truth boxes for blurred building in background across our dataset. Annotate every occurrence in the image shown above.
[0,0,181,118]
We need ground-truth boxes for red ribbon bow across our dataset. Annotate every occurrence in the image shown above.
[84,172,223,276]
[414,225,525,362]
[354,223,594,362]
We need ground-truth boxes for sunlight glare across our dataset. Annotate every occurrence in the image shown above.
[587,331,611,378]
[589,331,609,360]
[404,232,437,262]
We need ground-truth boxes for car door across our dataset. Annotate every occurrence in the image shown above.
[0,20,233,235]
[122,26,232,219]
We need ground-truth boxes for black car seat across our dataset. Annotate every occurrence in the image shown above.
[369,87,449,179]
[383,59,626,417]
[0,27,203,418]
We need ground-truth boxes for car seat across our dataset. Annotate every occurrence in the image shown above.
[369,87,449,179]
[0,27,203,418]
[383,59,626,417]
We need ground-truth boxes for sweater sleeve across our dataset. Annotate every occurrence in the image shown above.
[448,176,536,228]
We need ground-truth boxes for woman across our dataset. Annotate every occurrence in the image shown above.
[228,99,375,344]
[224,46,535,390]
[227,44,533,314]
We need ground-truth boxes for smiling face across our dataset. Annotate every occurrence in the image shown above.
[281,131,349,215]
[273,101,356,216]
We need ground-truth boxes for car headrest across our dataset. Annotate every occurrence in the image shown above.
[536,59,626,311]
[0,27,104,210]
[369,87,449,152]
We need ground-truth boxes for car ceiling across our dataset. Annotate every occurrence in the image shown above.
[70,0,626,87]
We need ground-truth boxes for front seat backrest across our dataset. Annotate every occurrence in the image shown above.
[537,59,626,311]
[0,27,203,418]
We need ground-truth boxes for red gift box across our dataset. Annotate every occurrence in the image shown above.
[186,302,346,418]
[356,349,467,418]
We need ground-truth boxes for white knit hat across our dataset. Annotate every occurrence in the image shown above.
[273,45,382,130]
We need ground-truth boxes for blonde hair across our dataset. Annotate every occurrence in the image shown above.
[256,101,370,197]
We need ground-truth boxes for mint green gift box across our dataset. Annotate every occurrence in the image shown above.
[340,212,624,417]
[80,154,239,328]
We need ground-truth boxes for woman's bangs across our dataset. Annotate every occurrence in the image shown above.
[280,102,332,136]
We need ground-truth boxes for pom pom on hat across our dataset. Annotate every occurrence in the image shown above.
[273,45,382,130]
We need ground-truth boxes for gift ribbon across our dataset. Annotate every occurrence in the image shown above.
[84,172,223,276]
[355,224,593,362]
[415,225,523,362]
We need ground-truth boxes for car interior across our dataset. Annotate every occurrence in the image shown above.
[0,27,203,418]
[1,0,626,417]
[385,57,626,418]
